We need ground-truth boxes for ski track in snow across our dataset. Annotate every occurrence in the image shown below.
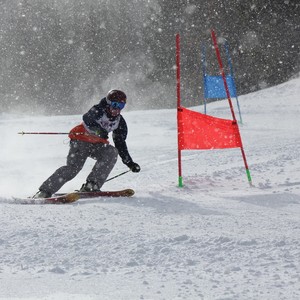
[0,77,300,299]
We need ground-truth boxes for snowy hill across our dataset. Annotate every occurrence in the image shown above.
[0,76,300,299]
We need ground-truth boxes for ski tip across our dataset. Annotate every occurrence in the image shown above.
[125,189,135,197]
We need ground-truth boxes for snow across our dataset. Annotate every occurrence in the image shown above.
[0,76,300,299]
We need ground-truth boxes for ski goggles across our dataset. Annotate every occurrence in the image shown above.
[109,101,126,110]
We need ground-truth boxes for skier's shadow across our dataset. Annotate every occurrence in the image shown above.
[75,192,224,215]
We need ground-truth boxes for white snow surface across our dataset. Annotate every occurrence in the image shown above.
[0,77,300,299]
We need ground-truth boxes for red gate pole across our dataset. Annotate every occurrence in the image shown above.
[211,29,253,186]
[211,30,236,121]
[176,33,183,187]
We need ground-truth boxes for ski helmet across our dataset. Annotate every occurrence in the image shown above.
[106,90,127,103]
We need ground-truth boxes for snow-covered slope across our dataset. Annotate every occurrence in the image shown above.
[0,77,300,299]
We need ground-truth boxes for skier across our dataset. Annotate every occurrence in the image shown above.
[33,89,140,198]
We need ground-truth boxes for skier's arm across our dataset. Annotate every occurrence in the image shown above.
[113,134,140,172]
[113,118,140,172]
[112,118,133,165]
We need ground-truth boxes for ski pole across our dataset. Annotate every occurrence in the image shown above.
[18,131,69,135]
[105,170,131,182]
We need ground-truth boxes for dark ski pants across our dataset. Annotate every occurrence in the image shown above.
[39,140,118,194]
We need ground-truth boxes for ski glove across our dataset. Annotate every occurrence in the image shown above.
[127,162,141,173]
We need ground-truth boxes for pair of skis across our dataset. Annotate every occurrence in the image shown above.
[19,189,135,205]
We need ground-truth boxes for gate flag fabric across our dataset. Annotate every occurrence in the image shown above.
[204,75,237,99]
[178,107,242,150]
